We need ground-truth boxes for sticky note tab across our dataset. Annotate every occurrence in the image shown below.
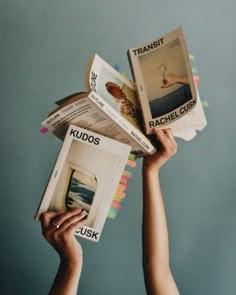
[128,154,136,160]
[123,170,132,177]
[120,175,131,184]
[201,101,209,107]
[126,159,136,168]
[115,190,126,198]
[118,184,128,191]
[189,54,195,60]
[113,195,124,202]
[192,67,198,74]
[194,75,200,85]
[107,208,118,219]
[111,201,122,210]
[48,133,56,141]
[40,127,48,134]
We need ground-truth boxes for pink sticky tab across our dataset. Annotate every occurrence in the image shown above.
[194,75,200,85]
[120,176,130,184]
[112,201,122,210]
[40,127,48,134]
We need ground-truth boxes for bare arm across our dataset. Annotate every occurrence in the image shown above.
[40,208,87,295]
[142,129,180,295]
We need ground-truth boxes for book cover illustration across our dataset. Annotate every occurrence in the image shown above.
[35,125,132,242]
[86,54,142,130]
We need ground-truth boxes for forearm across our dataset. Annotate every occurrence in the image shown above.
[49,258,83,295]
[142,165,170,273]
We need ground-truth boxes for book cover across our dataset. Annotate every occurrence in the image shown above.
[35,124,132,242]
[128,27,200,134]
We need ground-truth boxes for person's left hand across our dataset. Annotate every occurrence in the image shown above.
[40,208,87,264]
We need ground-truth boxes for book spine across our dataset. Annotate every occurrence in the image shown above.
[88,92,156,155]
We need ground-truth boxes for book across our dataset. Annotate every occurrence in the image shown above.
[127,27,207,137]
[41,54,157,158]
[35,124,132,242]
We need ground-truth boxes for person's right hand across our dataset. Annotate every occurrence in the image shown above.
[161,73,178,88]
[143,128,177,172]
[40,208,87,264]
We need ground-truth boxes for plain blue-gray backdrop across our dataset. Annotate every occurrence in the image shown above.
[1,0,236,294]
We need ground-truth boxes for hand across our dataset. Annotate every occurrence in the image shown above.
[40,208,87,264]
[161,73,178,88]
[143,129,177,171]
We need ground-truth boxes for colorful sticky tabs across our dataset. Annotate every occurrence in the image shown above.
[121,72,127,78]
[40,127,48,134]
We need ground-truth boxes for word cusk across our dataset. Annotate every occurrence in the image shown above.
[76,227,99,241]
[69,128,100,145]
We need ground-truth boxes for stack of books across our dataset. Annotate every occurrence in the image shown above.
[35,27,207,242]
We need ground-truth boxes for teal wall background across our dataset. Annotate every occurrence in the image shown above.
[1,0,236,294]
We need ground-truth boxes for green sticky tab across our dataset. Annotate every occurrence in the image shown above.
[201,101,209,107]
[192,67,198,74]
[48,133,56,141]
[128,153,136,160]
[189,54,195,60]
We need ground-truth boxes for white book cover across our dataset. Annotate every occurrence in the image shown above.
[35,124,132,242]
[127,27,205,135]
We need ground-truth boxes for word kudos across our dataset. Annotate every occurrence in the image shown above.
[69,129,100,145]
[76,227,99,240]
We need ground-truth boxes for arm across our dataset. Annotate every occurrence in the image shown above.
[40,208,87,295]
[142,129,180,295]
[161,73,189,88]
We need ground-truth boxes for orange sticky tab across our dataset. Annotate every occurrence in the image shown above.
[126,159,136,167]
[194,75,200,85]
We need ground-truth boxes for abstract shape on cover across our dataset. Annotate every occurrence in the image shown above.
[105,81,138,118]
[65,168,97,213]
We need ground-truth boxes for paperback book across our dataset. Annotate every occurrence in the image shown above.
[35,125,132,242]
[127,27,207,136]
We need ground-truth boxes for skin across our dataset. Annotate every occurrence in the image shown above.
[142,128,180,295]
[40,128,179,295]
[40,208,87,295]
[161,73,189,88]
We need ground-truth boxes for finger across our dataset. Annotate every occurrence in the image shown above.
[153,129,176,155]
[57,210,88,232]
[40,210,65,228]
[52,207,83,228]
[163,129,177,149]
[66,215,88,234]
